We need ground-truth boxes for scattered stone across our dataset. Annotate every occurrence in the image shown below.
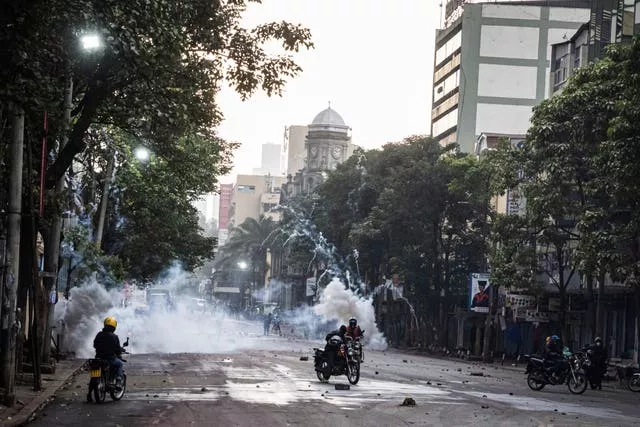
[201,387,208,392]
[436,383,442,386]
[375,371,379,375]
[300,356,309,361]
[403,360,408,363]
[162,380,166,383]
[481,405,489,409]
[256,385,260,388]
[146,394,149,397]
[482,395,487,398]
[16,400,25,406]
[76,385,81,388]
[509,392,513,396]
[153,394,159,398]
[554,409,558,412]
[426,381,432,385]
[561,412,566,415]
[400,397,416,406]
[457,368,462,372]
[470,372,484,377]
[335,384,350,390]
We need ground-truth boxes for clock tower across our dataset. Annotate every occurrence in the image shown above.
[304,104,352,192]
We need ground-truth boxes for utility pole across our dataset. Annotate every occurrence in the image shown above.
[1,106,24,406]
[42,71,72,365]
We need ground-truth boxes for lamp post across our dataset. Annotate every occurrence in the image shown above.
[42,32,104,365]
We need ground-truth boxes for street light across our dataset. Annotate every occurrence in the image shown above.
[237,261,248,270]
[80,34,102,51]
[134,147,150,162]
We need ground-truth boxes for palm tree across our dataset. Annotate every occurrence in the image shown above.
[214,216,286,301]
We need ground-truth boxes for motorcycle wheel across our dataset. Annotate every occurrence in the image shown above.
[110,374,127,401]
[568,372,587,394]
[346,360,360,385]
[316,362,330,383]
[526,373,545,391]
[628,373,640,392]
[94,375,107,403]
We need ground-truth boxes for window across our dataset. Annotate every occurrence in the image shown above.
[432,108,458,137]
[237,185,255,193]
[433,70,460,103]
[435,31,462,66]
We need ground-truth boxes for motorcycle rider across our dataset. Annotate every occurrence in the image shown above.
[345,317,364,339]
[324,325,347,373]
[586,336,608,390]
[93,316,126,389]
[543,335,565,381]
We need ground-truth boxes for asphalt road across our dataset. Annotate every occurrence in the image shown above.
[28,331,640,426]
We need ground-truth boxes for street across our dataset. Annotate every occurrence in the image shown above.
[28,323,640,427]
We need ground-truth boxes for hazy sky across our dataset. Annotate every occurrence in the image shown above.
[216,0,441,182]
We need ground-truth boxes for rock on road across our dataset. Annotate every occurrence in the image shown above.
[28,337,639,426]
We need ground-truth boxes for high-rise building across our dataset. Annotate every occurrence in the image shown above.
[253,143,283,176]
[431,0,591,152]
[217,183,233,246]
[285,125,309,176]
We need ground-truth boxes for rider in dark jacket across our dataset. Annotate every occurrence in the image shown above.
[543,335,565,378]
[586,336,608,390]
[324,325,347,372]
[93,316,126,388]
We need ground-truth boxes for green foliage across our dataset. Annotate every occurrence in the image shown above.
[62,225,125,288]
[0,0,312,185]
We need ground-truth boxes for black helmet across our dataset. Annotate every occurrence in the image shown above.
[349,317,357,328]
[339,325,347,334]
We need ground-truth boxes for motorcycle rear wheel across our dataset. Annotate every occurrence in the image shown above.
[110,374,127,401]
[568,372,587,394]
[346,360,360,385]
[526,373,545,391]
[627,373,640,392]
[94,376,107,403]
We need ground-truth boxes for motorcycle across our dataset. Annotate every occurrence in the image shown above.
[628,371,640,392]
[314,338,360,385]
[87,338,129,403]
[525,352,587,394]
[350,336,364,363]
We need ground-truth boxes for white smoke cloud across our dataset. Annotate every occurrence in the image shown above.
[313,278,387,350]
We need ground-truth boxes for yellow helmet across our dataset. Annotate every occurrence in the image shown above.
[104,316,117,329]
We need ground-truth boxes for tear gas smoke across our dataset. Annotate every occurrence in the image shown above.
[313,278,387,350]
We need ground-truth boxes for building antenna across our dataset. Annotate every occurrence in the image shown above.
[439,0,444,28]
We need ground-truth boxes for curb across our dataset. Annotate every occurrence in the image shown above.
[7,360,86,427]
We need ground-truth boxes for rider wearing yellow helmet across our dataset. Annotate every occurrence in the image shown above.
[93,316,126,389]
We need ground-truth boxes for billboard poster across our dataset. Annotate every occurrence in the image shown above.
[469,273,491,313]
[306,277,317,297]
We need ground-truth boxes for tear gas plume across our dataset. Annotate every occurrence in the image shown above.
[313,278,387,350]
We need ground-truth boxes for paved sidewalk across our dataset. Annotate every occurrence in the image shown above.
[0,359,85,426]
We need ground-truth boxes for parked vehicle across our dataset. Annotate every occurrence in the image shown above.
[525,352,587,394]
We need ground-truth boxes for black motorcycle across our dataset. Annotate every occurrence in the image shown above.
[525,352,587,394]
[87,338,129,403]
[314,339,360,385]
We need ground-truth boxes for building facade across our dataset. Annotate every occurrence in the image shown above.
[431,1,591,152]
[285,125,309,176]
[228,174,286,229]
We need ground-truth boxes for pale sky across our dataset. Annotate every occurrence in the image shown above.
[216,0,441,183]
